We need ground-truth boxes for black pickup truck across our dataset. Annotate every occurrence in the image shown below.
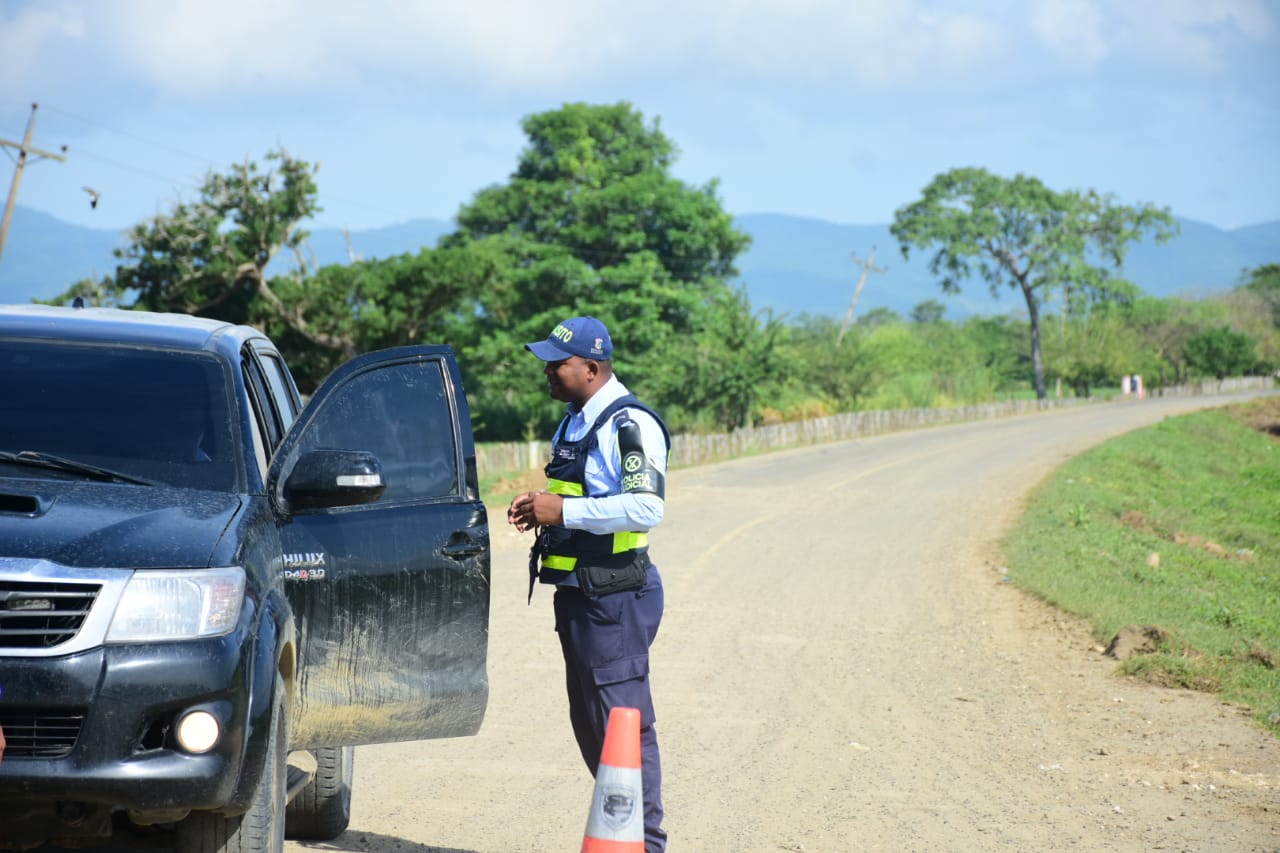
[0,305,491,851]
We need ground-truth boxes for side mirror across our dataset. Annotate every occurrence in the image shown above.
[283,449,386,512]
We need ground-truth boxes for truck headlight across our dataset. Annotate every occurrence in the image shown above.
[106,567,246,642]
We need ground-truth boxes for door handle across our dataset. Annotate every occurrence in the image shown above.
[442,541,484,559]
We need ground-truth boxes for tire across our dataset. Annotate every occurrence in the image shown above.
[285,745,354,839]
[175,676,288,853]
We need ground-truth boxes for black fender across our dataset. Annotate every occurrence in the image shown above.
[223,587,295,813]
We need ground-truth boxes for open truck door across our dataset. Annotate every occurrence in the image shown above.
[269,346,490,749]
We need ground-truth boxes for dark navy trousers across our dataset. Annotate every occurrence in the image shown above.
[554,563,665,853]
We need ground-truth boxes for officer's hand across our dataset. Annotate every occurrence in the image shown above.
[507,491,564,531]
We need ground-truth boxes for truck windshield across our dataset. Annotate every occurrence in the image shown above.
[0,340,238,492]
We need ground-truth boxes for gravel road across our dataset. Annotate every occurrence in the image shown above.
[318,390,1278,853]
[48,392,1276,853]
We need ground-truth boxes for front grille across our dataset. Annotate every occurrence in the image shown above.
[0,580,100,648]
[0,709,86,758]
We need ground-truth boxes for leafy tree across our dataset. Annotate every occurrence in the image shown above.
[441,102,753,438]
[910,299,946,324]
[1040,301,1145,397]
[44,149,506,392]
[910,315,1005,404]
[1222,264,1280,372]
[1183,326,1259,380]
[43,276,126,308]
[44,149,382,363]
[890,167,1178,400]
[854,306,902,329]
[773,316,877,414]
[1240,263,1280,328]
[652,288,784,430]
[56,150,324,330]
[1122,296,1228,387]
[860,323,935,408]
[257,241,508,391]
[956,314,1029,392]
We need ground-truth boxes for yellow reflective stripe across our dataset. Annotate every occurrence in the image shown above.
[543,555,578,570]
[612,532,647,554]
[547,479,584,496]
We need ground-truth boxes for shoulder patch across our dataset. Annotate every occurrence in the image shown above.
[616,415,665,498]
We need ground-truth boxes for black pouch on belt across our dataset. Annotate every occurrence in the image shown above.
[575,551,650,598]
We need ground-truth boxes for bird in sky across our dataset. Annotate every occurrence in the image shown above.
[82,187,99,210]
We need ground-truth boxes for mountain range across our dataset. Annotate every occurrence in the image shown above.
[1,205,1275,321]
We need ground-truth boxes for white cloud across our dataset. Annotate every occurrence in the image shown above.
[1118,0,1275,73]
[3,0,1275,232]
[0,3,86,99]
[686,1,1009,89]
[1029,0,1108,66]
[5,0,1274,106]
[3,0,1018,100]
[1026,0,1276,75]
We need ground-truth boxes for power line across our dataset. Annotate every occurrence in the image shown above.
[38,102,424,225]
[40,103,214,166]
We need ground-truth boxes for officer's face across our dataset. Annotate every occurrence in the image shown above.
[544,356,597,405]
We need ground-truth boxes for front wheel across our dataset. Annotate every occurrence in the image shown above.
[285,745,354,839]
[175,676,288,853]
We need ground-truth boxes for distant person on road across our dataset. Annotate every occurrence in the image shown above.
[507,316,671,853]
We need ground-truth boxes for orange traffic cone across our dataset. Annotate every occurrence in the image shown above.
[580,706,644,852]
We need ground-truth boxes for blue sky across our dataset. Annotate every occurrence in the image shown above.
[2,0,1277,235]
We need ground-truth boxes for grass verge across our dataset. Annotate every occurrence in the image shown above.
[480,468,544,517]
[1001,396,1280,736]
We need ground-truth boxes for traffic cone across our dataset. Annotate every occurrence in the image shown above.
[580,706,644,852]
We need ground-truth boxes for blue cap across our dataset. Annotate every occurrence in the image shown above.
[525,316,613,361]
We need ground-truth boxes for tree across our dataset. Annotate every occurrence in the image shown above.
[855,306,902,329]
[256,241,508,391]
[774,316,877,414]
[1183,326,1259,380]
[955,314,1028,393]
[44,150,503,392]
[1240,263,1280,328]
[92,151,321,326]
[910,299,946,324]
[45,150,363,353]
[441,102,754,438]
[890,167,1178,400]
[1122,296,1229,387]
[654,288,784,430]
[1227,264,1280,370]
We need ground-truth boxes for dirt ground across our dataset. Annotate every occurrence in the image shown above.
[1234,394,1280,441]
[298,390,1277,853]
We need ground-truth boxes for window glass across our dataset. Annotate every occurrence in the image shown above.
[300,360,459,503]
[257,350,298,429]
[0,341,238,492]
[242,355,282,450]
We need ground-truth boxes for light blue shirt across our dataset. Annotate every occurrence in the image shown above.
[558,375,667,535]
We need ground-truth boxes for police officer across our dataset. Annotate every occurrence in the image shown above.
[507,316,670,853]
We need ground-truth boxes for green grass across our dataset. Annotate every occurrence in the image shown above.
[1001,399,1280,735]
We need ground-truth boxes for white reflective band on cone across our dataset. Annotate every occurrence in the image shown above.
[582,762,643,845]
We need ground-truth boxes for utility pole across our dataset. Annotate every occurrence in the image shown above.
[835,246,886,349]
[0,103,68,265]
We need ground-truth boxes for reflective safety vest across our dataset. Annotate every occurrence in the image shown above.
[533,394,669,587]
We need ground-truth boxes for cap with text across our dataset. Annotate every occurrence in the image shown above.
[525,316,613,361]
